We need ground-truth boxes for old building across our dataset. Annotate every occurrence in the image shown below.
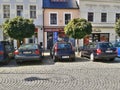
[43,0,79,49]
[78,0,120,46]
[0,0,43,48]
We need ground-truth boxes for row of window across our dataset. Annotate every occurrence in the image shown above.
[3,5,36,18]
[88,12,120,22]
[2,5,71,25]
[50,13,71,25]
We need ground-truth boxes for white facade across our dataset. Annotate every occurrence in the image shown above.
[78,0,120,46]
[0,0,43,48]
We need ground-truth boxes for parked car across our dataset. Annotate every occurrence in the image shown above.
[0,41,14,64]
[79,42,117,61]
[50,41,75,62]
[14,43,43,64]
[114,42,120,57]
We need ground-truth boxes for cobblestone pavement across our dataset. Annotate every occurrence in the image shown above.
[0,52,120,90]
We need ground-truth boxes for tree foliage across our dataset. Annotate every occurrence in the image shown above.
[115,19,120,37]
[2,16,35,42]
[64,18,92,39]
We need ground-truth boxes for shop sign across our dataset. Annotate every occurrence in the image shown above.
[93,29,101,32]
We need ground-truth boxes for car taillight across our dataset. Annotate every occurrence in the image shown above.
[35,49,40,54]
[14,50,19,55]
[54,45,58,52]
[0,51,4,55]
[96,49,101,54]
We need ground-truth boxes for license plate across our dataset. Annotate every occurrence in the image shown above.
[106,50,113,53]
[23,51,31,54]
[62,56,69,58]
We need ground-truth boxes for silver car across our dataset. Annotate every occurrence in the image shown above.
[14,43,43,64]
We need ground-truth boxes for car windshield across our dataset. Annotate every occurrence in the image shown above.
[19,44,38,50]
[115,42,120,47]
[99,43,113,48]
[57,43,71,49]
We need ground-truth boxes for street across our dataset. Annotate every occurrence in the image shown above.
[0,52,120,90]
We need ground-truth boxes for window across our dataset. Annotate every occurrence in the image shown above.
[101,13,107,22]
[30,5,36,19]
[88,12,94,22]
[65,13,71,25]
[16,5,23,16]
[116,13,120,22]
[50,13,57,25]
[3,5,10,18]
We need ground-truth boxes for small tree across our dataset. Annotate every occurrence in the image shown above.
[64,18,92,52]
[2,16,35,45]
[115,19,120,37]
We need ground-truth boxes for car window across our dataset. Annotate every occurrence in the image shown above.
[88,43,96,48]
[99,43,113,48]
[115,42,120,47]
[19,44,38,50]
[57,43,71,49]
[5,45,12,52]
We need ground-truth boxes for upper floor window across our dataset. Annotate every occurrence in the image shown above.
[64,13,71,25]
[101,13,107,22]
[88,12,94,22]
[116,13,120,22]
[50,13,57,25]
[51,0,68,2]
[3,5,10,18]
[30,5,36,19]
[16,5,23,16]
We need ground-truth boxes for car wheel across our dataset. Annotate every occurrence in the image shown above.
[71,58,75,62]
[90,53,95,61]
[16,61,22,65]
[53,56,57,62]
[109,58,115,61]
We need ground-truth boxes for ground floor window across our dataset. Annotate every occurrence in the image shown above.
[47,32,75,49]
[83,33,109,45]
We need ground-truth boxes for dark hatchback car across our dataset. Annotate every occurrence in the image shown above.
[0,41,14,64]
[79,42,117,61]
[14,43,43,64]
[50,41,75,62]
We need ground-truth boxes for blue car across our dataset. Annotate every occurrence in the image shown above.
[0,41,14,64]
[114,42,120,57]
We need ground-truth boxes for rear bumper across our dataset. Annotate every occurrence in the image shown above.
[95,54,117,59]
[15,55,41,62]
[55,54,75,60]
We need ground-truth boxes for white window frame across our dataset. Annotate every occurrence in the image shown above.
[29,5,37,19]
[49,12,58,26]
[63,12,72,25]
[3,4,10,18]
[16,5,23,17]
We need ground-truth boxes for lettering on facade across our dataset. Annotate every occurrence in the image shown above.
[93,29,101,32]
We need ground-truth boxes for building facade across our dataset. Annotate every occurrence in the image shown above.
[0,0,43,48]
[43,0,79,49]
[78,0,120,46]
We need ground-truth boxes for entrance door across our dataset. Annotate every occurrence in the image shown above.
[47,32,53,49]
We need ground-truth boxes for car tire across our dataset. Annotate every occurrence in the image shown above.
[90,53,95,61]
[53,56,57,62]
[109,58,115,61]
[72,58,75,62]
[16,61,22,65]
